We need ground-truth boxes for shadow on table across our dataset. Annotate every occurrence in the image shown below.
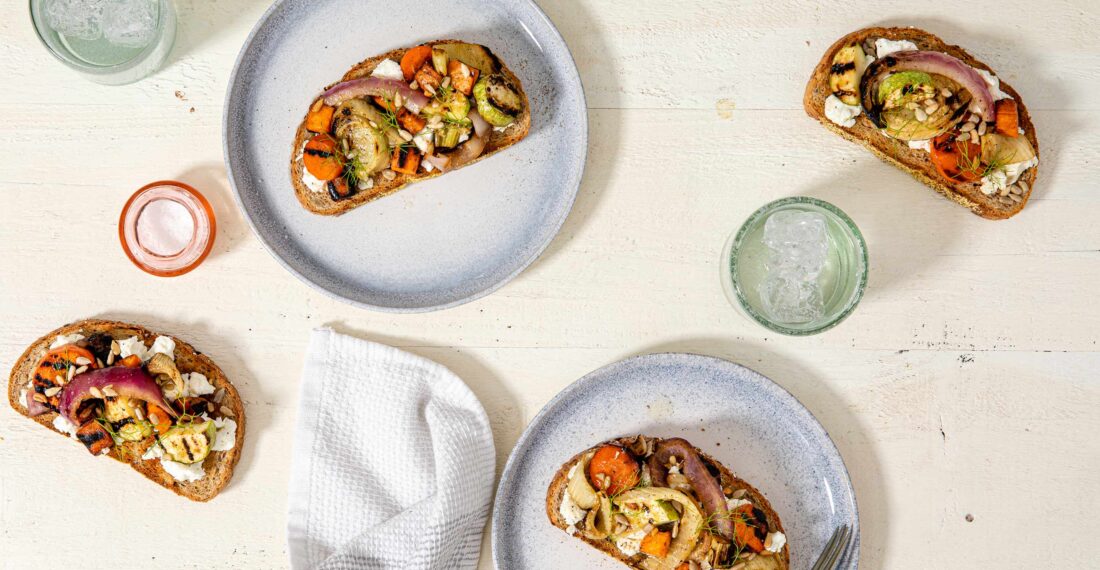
[175,162,250,262]
[90,310,272,497]
[166,0,273,66]
[871,16,1072,209]
[786,161,964,302]
[626,337,889,570]
[524,0,620,273]
[321,321,524,476]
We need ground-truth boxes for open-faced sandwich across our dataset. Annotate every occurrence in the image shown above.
[291,40,531,215]
[7,320,245,502]
[547,435,789,570]
[804,27,1039,219]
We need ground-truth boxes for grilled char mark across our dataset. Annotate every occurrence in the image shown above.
[111,417,135,432]
[181,436,195,462]
[830,61,856,75]
[304,148,333,159]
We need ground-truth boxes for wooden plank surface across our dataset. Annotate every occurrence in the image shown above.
[1,0,1098,568]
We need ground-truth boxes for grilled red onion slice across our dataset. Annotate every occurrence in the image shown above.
[648,438,733,539]
[26,387,50,416]
[322,78,430,113]
[59,366,176,424]
[424,134,487,173]
[860,50,995,123]
[469,108,491,138]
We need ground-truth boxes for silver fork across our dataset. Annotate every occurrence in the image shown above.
[810,524,852,570]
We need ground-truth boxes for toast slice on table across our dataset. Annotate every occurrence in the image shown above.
[7,319,245,502]
[291,39,531,215]
[547,435,790,570]
[804,27,1039,220]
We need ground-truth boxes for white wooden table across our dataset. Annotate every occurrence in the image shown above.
[2,1,1099,568]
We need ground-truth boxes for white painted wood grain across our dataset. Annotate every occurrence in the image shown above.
[1,0,1099,569]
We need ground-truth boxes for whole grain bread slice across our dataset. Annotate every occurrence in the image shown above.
[546,436,790,570]
[804,27,1039,220]
[7,319,246,502]
[291,39,532,216]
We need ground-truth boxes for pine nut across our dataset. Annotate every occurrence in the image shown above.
[44,387,61,397]
[960,122,975,132]
[914,108,928,122]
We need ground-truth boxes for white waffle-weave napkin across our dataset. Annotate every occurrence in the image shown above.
[288,329,495,570]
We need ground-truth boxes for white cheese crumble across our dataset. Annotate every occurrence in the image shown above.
[118,336,150,362]
[974,68,1011,101]
[19,387,29,409]
[211,418,237,452]
[50,333,85,349]
[615,528,649,557]
[186,372,216,396]
[150,336,176,359]
[558,463,588,526]
[908,139,931,152]
[370,59,405,82]
[765,531,787,553]
[53,414,78,437]
[143,442,206,481]
[142,442,163,460]
[824,94,862,128]
[875,38,918,57]
[981,156,1039,196]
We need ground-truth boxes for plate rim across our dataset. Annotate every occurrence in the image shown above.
[221,0,589,313]
[490,351,861,569]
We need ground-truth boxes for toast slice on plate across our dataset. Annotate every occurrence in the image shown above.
[804,27,1039,220]
[7,319,245,502]
[291,39,531,215]
[546,435,790,569]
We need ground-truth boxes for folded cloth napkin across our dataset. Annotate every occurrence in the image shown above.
[288,329,495,570]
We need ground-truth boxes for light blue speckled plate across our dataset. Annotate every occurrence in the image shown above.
[493,353,859,569]
[223,0,586,312]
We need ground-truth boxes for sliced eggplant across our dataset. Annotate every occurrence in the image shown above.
[829,43,871,106]
[159,421,215,465]
[434,43,497,76]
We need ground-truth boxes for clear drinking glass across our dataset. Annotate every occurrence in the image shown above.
[721,196,868,335]
[29,0,177,85]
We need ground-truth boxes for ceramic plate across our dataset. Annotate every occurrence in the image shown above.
[492,353,859,569]
[224,0,586,312]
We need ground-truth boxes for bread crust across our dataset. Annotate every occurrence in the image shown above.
[804,26,1039,220]
[7,319,245,502]
[546,436,790,569]
[290,39,532,215]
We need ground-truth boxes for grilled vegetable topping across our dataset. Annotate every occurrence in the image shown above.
[76,421,113,455]
[483,73,523,115]
[334,103,390,179]
[829,43,871,105]
[399,45,433,82]
[447,59,480,96]
[160,421,215,465]
[431,48,449,75]
[587,444,640,495]
[391,146,421,175]
[32,345,98,411]
[435,43,497,78]
[303,134,342,181]
[473,75,517,127]
[305,100,335,134]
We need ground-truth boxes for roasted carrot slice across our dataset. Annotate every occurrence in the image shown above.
[640,529,672,557]
[414,63,443,94]
[32,345,97,409]
[587,444,640,495]
[930,132,982,183]
[995,99,1019,137]
[391,147,421,175]
[732,504,765,553]
[397,107,426,134]
[372,96,397,113]
[303,134,342,182]
[447,59,479,96]
[400,45,433,81]
[147,403,172,435]
[305,100,335,133]
[76,421,113,456]
[118,354,143,368]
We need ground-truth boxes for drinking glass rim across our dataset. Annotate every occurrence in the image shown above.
[728,196,869,336]
[28,0,170,76]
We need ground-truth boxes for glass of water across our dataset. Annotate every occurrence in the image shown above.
[721,196,868,335]
[29,0,176,85]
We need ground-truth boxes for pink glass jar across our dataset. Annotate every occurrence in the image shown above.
[119,181,215,277]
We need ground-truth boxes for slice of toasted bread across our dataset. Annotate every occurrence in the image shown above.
[804,27,1039,220]
[291,39,532,216]
[7,319,245,502]
[546,436,790,569]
